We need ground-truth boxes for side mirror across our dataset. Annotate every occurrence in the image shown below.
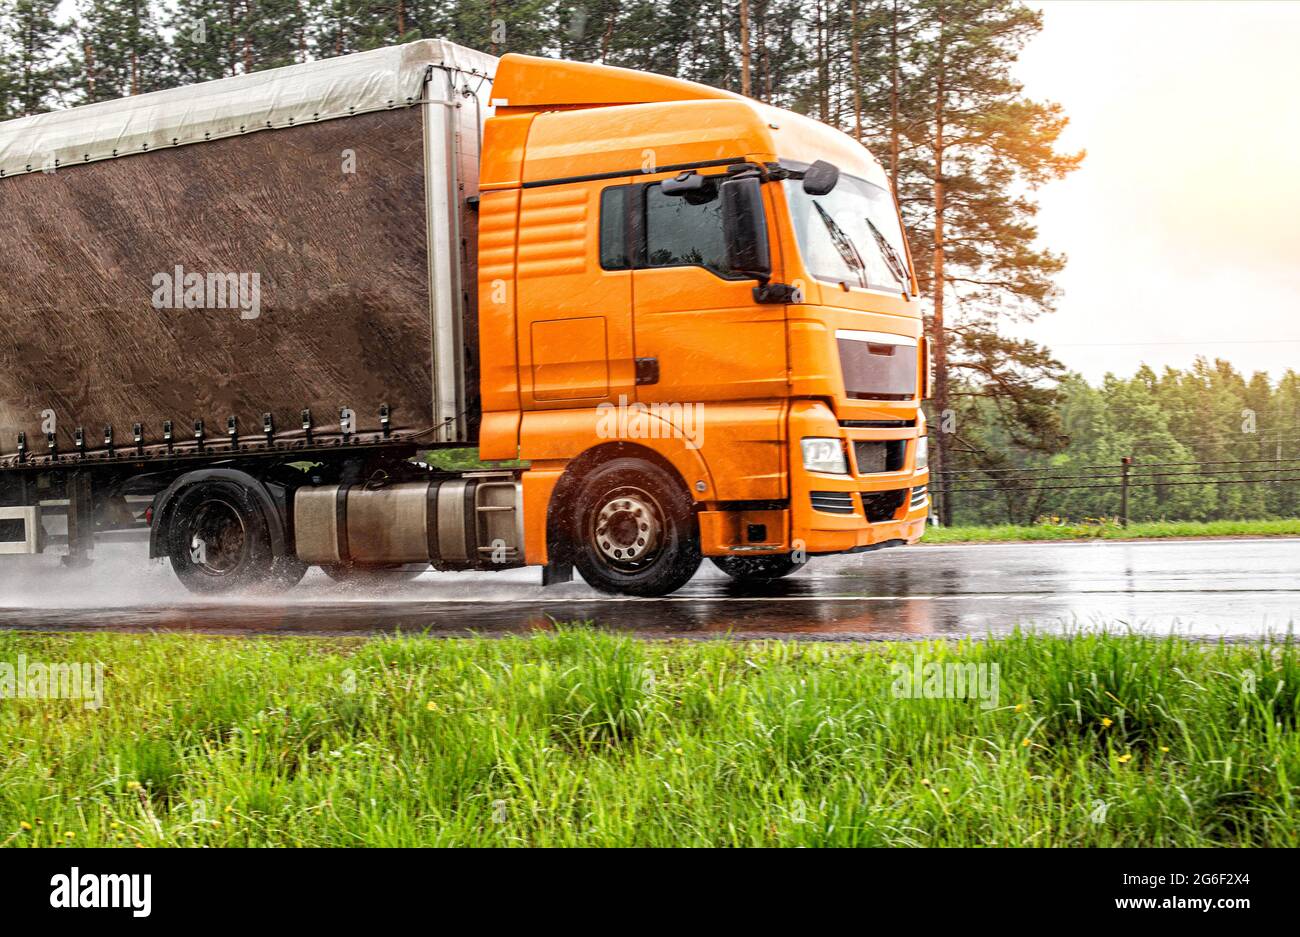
[720,176,771,282]
[802,159,840,196]
[922,335,933,399]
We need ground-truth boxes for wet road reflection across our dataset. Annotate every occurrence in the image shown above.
[0,539,1296,639]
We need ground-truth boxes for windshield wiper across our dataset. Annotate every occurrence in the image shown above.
[865,216,910,288]
[812,202,868,289]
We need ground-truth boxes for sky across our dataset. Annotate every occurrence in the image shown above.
[1013,0,1300,382]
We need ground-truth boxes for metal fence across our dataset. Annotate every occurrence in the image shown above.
[931,457,1300,526]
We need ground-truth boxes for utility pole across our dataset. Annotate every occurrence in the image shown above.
[1120,456,1132,528]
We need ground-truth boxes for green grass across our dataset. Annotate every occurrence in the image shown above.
[922,517,1300,544]
[425,447,526,472]
[1,628,1298,847]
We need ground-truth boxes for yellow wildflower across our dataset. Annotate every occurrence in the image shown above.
[1117,753,1132,764]
[1100,717,1113,729]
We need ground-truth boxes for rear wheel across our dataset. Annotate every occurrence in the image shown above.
[165,480,305,594]
[710,554,807,583]
[570,458,700,597]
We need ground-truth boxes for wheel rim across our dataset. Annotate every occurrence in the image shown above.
[188,499,247,576]
[591,486,665,571]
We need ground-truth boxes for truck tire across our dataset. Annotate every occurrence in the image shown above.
[570,457,701,597]
[164,480,305,594]
[710,554,807,583]
[320,563,427,584]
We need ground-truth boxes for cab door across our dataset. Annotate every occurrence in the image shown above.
[515,180,635,407]
[627,174,789,501]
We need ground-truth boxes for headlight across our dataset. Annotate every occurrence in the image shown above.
[801,437,848,474]
[915,436,929,471]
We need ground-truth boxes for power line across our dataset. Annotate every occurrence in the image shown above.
[1051,339,1300,347]
[934,476,1300,495]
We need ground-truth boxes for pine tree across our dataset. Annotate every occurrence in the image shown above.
[69,0,171,104]
[888,0,1082,523]
[167,0,238,80]
[0,4,16,120]
[7,0,68,114]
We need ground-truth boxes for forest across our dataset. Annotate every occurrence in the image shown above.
[2,0,1294,524]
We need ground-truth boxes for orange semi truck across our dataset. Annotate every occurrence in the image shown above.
[0,40,929,597]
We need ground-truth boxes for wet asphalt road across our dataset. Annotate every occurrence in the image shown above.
[0,537,1296,640]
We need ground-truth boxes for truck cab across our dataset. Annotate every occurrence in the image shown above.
[478,55,929,595]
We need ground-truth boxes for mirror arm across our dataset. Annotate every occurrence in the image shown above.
[753,282,804,304]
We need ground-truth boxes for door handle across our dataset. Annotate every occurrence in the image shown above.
[635,357,660,386]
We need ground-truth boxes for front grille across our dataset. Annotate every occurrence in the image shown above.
[853,440,907,474]
[860,488,907,523]
[810,491,856,515]
[837,335,918,400]
[910,486,928,509]
[840,419,916,429]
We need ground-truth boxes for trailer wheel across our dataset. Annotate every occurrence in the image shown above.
[710,554,807,583]
[164,480,305,594]
[570,457,700,597]
[320,563,427,584]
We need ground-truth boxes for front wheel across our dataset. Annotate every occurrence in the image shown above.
[710,554,807,583]
[569,458,701,597]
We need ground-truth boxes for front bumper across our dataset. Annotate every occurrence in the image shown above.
[696,399,928,558]
[788,399,928,555]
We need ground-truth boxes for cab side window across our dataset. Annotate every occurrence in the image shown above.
[644,182,733,278]
[599,186,629,270]
[598,177,741,280]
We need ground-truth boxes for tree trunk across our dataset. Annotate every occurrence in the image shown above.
[818,0,829,122]
[600,3,620,63]
[931,1,952,525]
[890,0,900,197]
[739,0,752,97]
[850,0,861,140]
[130,0,140,95]
[242,1,254,74]
[84,40,97,102]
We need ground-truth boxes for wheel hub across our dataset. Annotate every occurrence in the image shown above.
[190,500,247,575]
[594,490,662,566]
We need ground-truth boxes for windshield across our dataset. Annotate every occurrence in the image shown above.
[783,170,911,293]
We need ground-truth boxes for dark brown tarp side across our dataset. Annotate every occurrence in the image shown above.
[0,107,433,464]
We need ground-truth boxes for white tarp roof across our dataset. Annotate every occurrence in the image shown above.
[0,39,497,178]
